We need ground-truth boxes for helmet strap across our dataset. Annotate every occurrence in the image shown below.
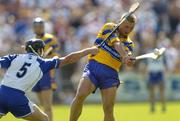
[29,45,40,56]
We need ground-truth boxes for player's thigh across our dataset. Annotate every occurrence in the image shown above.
[76,77,96,98]
[159,81,165,90]
[36,92,43,105]
[148,83,156,91]
[23,104,48,121]
[100,87,117,109]
[37,89,53,107]
[158,81,165,94]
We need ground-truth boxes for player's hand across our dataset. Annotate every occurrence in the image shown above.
[89,46,99,55]
[122,55,136,66]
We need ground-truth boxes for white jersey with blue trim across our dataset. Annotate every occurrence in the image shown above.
[146,56,166,72]
[0,53,59,92]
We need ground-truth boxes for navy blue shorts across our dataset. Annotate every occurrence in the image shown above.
[0,85,34,118]
[83,60,120,91]
[148,71,164,85]
[32,71,51,92]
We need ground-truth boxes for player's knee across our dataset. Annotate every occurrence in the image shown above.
[42,101,52,112]
[44,105,52,112]
[74,92,87,102]
[35,113,49,121]
[42,113,49,121]
[103,103,114,114]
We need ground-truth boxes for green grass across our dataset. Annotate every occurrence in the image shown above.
[1,102,179,121]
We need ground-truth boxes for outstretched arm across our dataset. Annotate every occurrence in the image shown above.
[59,46,98,67]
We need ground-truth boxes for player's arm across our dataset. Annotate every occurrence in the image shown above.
[113,41,135,66]
[0,54,17,69]
[59,46,98,67]
[113,41,128,59]
[102,23,134,62]
[41,47,98,73]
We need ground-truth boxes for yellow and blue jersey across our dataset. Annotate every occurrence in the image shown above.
[33,33,60,91]
[37,33,60,58]
[88,23,134,71]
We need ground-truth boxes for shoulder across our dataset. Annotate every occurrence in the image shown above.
[126,37,133,43]
[44,33,55,39]
[6,54,18,60]
[0,54,19,68]
[44,33,57,43]
[37,56,58,63]
[37,56,60,72]
[120,36,133,43]
[101,23,117,35]
[14,53,39,64]
[103,22,116,29]
[9,54,18,57]
[127,37,135,46]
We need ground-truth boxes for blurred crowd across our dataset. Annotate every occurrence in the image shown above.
[0,0,179,101]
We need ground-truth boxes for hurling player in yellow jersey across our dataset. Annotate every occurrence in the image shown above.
[70,13,136,121]
[31,17,60,121]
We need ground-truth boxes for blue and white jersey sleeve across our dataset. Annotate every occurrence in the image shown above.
[37,56,60,73]
[0,54,17,69]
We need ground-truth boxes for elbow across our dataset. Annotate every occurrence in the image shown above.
[60,56,73,67]
[65,56,74,65]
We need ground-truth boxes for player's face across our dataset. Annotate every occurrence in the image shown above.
[33,24,44,36]
[118,20,135,36]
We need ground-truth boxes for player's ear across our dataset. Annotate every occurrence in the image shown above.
[19,45,27,53]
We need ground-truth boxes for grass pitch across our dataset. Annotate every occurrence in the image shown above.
[1,102,179,121]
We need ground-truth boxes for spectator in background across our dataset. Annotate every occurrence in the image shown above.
[164,33,179,73]
[168,0,179,34]
[152,0,169,33]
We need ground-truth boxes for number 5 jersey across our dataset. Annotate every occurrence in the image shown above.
[0,53,60,92]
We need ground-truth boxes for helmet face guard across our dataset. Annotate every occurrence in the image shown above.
[25,39,45,56]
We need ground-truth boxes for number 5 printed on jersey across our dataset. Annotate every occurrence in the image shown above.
[16,62,31,78]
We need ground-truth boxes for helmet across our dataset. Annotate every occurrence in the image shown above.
[33,17,44,26]
[33,17,45,36]
[25,39,45,56]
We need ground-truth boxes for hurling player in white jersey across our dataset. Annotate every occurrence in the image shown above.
[141,41,167,113]
[145,53,167,112]
[0,39,98,121]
